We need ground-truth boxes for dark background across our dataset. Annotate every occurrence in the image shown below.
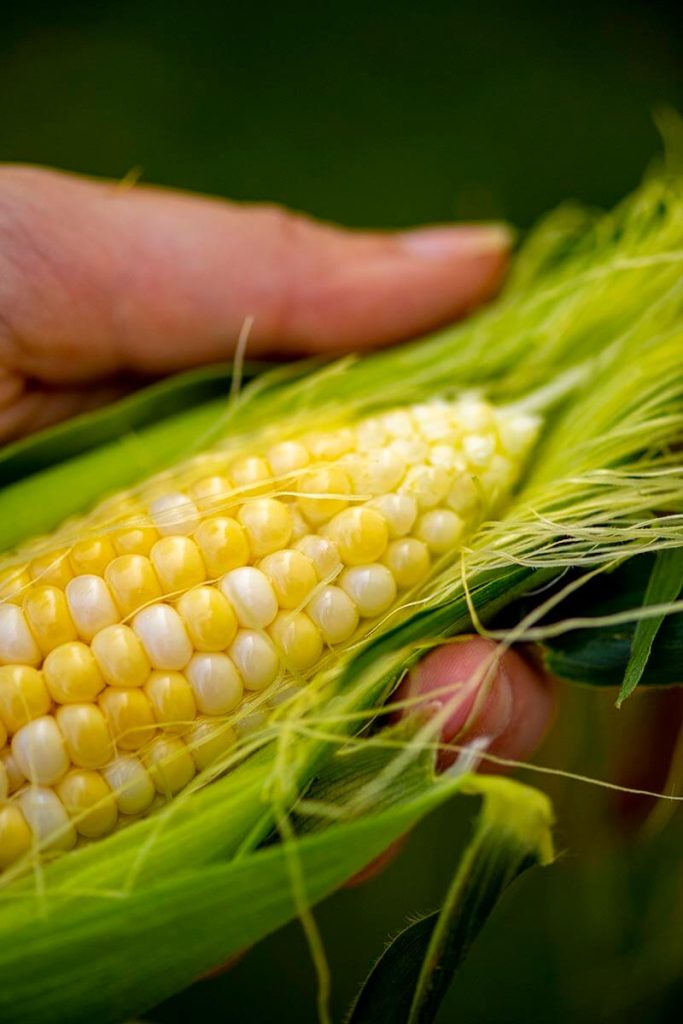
[2,2,682,1021]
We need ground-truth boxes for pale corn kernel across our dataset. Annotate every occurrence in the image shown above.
[428,444,466,472]
[478,454,516,503]
[112,524,159,556]
[56,769,118,838]
[23,585,77,654]
[259,549,317,609]
[389,437,428,465]
[229,630,280,691]
[149,492,199,536]
[185,653,243,715]
[12,716,69,785]
[0,719,5,749]
[0,757,7,799]
[269,612,323,672]
[381,409,415,439]
[293,536,342,580]
[150,536,206,594]
[0,565,31,604]
[367,494,417,539]
[340,564,397,618]
[176,586,238,651]
[105,554,162,618]
[17,786,76,852]
[289,508,309,542]
[187,719,237,771]
[343,449,406,496]
[99,687,156,750]
[382,538,431,588]
[69,536,116,576]
[0,804,33,869]
[355,418,387,451]
[399,465,451,509]
[307,428,354,459]
[307,585,359,644]
[145,735,196,795]
[230,456,272,492]
[219,567,278,629]
[102,756,156,815]
[414,404,456,442]
[496,412,540,457]
[133,604,193,671]
[43,642,105,704]
[416,509,465,554]
[297,466,352,524]
[323,507,388,565]
[194,517,250,577]
[0,665,51,733]
[446,473,480,515]
[237,499,293,557]
[145,671,197,731]
[267,440,310,476]
[0,603,42,666]
[462,433,496,467]
[65,575,120,641]
[55,703,113,768]
[190,474,233,511]
[1,748,25,793]
[456,397,494,432]
[92,624,151,688]
[29,548,73,587]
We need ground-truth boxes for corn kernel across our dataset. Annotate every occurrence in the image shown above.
[267,440,310,476]
[69,536,117,576]
[297,466,352,524]
[381,409,415,439]
[416,509,465,554]
[307,585,359,644]
[102,756,156,815]
[185,653,243,715]
[0,757,7,799]
[149,492,199,536]
[186,719,237,771]
[446,473,480,515]
[343,449,405,496]
[462,433,497,467]
[0,719,5,749]
[56,769,118,838]
[355,418,387,451]
[12,715,69,785]
[190,474,233,511]
[389,437,428,465]
[145,735,196,795]
[65,575,120,641]
[150,536,206,595]
[340,564,397,618]
[229,630,280,691]
[92,624,151,688]
[307,428,355,459]
[230,456,272,493]
[367,494,418,539]
[293,536,342,580]
[112,524,159,556]
[237,499,293,557]
[176,586,238,651]
[497,412,540,457]
[43,642,105,704]
[383,538,431,588]
[0,565,31,604]
[269,612,323,672]
[29,548,73,587]
[219,567,278,629]
[0,603,42,666]
[1,747,25,793]
[105,554,162,618]
[259,549,317,609]
[0,665,51,733]
[428,443,466,472]
[145,670,197,731]
[133,604,193,671]
[99,687,156,750]
[194,517,250,577]
[17,786,76,852]
[55,703,113,768]
[399,465,451,509]
[0,804,33,869]
[23,585,77,654]
[323,507,388,565]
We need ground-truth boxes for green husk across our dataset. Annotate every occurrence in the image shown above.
[1,166,682,1022]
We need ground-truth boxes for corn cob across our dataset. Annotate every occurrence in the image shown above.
[0,396,539,868]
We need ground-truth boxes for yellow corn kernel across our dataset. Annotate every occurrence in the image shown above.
[0,565,31,604]
[267,440,310,476]
[382,538,431,588]
[259,549,317,609]
[145,735,196,795]
[69,535,117,576]
[145,671,197,732]
[0,603,42,666]
[340,564,397,618]
[0,719,6,750]
[0,665,51,734]
[102,756,156,816]
[91,624,151,688]
[56,769,118,838]
[150,536,206,595]
[105,554,162,617]
[29,548,73,587]
[176,586,238,651]
[368,494,418,538]
[194,517,250,577]
[55,703,113,768]
[297,466,352,524]
[292,536,342,581]
[230,456,271,493]
[0,756,7,799]
[0,804,33,870]
[269,611,323,672]
[112,523,160,557]
[12,716,70,785]
[416,509,465,554]
[323,507,388,565]
[99,687,157,751]
[43,642,105,704]
[237,499,293,558]
[23,585,78,654]
[190,474,233,511]
[1,747,25,793]
[187,719,237,771]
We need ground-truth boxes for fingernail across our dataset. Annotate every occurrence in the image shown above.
[399,223,514,259]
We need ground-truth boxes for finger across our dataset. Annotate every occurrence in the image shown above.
[0,165,511,384]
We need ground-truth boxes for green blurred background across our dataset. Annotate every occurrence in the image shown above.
[2,1,681,1021]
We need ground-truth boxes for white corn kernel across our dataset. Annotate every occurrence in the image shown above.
[399,465,451,508]
[462,433,496,467]
[149,492,199,536]
[102,756,156,815]
[133,604,193,671]
[229,630,280,691]
[259,549,317,609]
[339,564,397,618]
[343,449,406,496]
[219,567,278,629]
[383,538,431,588]
[368,494,417,538]
[293,536,342,580]
[17,786,76,852]
[416,509,465,554]
[267,440,310,476]
[12,716,69,785]
[185,653,244,715]
[65,575,119,642]
[0,604,42,666]
[307,586,359,644]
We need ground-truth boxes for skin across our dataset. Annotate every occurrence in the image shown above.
[0,164,556,768]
